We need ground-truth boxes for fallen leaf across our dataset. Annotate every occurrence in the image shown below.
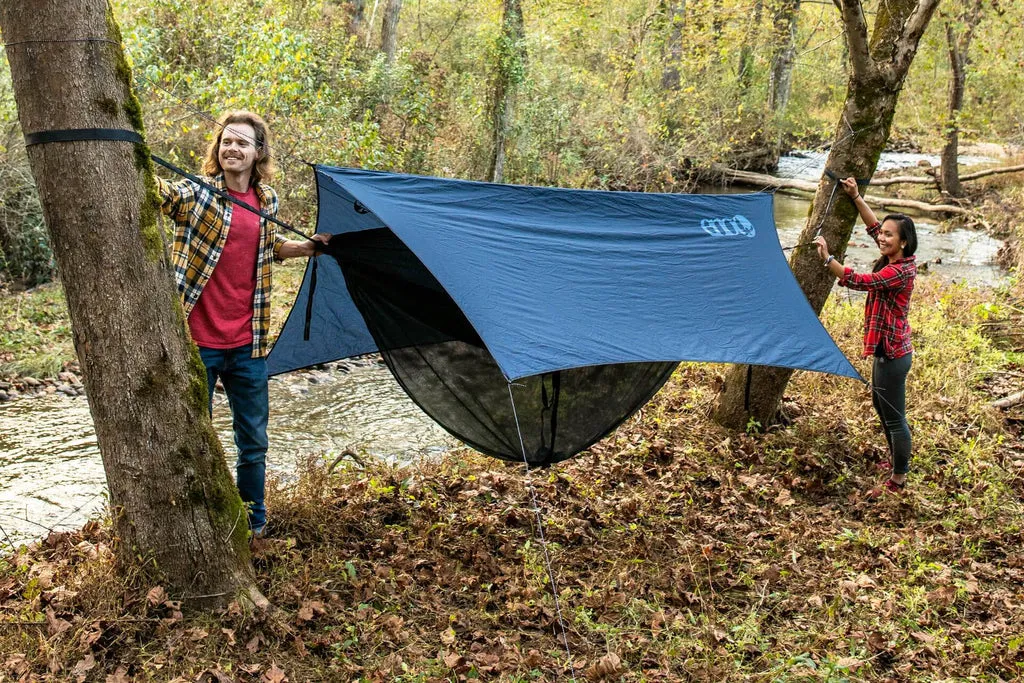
[72,654,96,681]
[105,666,131,683]
[775,488,795,506]
[146,586,167,606]
[262,663,287,683]
[586,652,623,679]
[441,627,456,645]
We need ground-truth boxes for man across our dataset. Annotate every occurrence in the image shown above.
[157,110,326,536]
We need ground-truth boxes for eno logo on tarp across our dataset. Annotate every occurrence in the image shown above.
[700,215,755,238]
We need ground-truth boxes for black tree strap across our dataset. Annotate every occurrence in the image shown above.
[823,168,871,186]
[23,127,144,146]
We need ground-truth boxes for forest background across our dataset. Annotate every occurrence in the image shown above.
[1,0,1023,287]
[2,0,1024,681]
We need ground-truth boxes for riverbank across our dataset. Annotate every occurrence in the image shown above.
[1,276,1023,681]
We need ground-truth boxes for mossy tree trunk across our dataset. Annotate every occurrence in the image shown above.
[713,0,942,430]
[0,0,261,609]
[939,0,984,199]
[488,0,525,184]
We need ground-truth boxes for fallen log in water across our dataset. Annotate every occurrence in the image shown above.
[713,165,972,216]
[870,164,1024,187]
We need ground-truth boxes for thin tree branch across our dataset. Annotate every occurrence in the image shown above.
[838,0,871,78]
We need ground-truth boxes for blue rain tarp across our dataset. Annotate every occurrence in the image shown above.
[267,167,860,465]
[269,166,860,382]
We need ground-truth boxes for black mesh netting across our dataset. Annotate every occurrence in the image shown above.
[323,229,678,467]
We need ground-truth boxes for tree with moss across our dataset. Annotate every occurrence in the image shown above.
[488,0,526,183]
[714,0,942,430]
[0,0,262,609]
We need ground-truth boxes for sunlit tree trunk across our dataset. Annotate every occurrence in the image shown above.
[488,0,526,183]
[380,0,403,67]
[0,0,261,609]
[767,0,800,114]
[940,0,984,198]
[714,0,942,430]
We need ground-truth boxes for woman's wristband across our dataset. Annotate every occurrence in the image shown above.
[824,255,835,267]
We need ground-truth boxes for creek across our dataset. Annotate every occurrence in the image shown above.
[0,153,1007,548]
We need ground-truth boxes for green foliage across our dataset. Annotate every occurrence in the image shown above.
[1,0,1023,285]
[0,56,53,287]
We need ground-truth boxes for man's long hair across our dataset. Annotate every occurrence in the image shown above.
[202,110,276,185]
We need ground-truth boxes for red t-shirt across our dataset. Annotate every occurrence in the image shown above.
[188,187,261,348]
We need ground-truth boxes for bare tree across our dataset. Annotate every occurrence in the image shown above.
[767,0,801,114]
[939,0,985,198]
[380,0,403,67]
[714,0,942,430]
[0,0,262,608]
[488,0,526,183]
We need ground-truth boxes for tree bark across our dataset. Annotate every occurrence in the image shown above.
[488,0,526,184]
[0,0,259,609]
[349,0,366,37]
[714,0,942,430]
[939,0,984,198]
[380,0,403,67]
[767,0,800,114]
[660,0,686,91]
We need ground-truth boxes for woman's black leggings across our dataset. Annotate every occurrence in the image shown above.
[871,353,912,474]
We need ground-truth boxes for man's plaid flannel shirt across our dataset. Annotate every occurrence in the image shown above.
[838,221,917,359]
[157,174,287,358]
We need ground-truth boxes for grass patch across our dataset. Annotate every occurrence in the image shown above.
[0,282,74,378]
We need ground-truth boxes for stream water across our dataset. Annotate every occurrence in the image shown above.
[0,154,1008,549]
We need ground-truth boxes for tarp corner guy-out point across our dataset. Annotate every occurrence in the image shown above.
[267,167,861,465]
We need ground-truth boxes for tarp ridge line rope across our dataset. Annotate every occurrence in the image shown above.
[150,154,312,241]
[506,381,579,683]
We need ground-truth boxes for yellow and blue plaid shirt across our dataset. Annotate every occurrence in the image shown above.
[156,174,287,358]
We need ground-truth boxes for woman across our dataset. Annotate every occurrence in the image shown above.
[814,177,918,494]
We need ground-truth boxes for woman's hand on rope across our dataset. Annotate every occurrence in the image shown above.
[814,236,831,261]
[840,177,860,199]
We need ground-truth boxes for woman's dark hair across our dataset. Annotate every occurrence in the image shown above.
[872,213,917,272]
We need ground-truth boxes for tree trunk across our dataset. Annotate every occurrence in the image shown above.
[0,1,259,609]
[380,0,403,67]
[660,1,686,91]
[488,0,526,184]
[767,0,800,114]
[939,25,966,197]
[939,0,984,198]
[737,0,764,94]
[350,0,366,37]
[714,0,942,430]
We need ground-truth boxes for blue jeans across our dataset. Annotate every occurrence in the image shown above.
[198,344,269,533]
